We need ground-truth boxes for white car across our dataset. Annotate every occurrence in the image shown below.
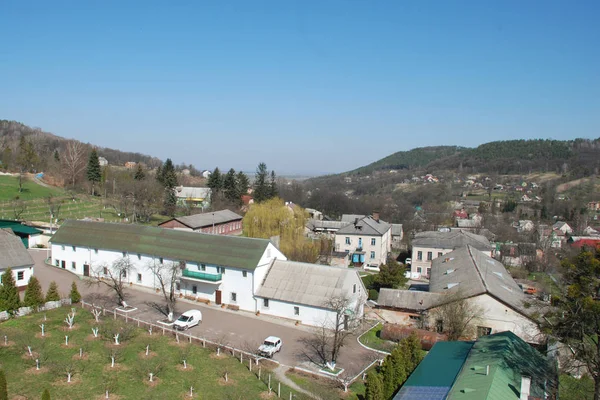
[173,309,202,330]
[258,336,282,358]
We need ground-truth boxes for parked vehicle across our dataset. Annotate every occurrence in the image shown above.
[364,264,380,272]
[258,336,282,358]
[404,258,412,265]
[173,309,202,330]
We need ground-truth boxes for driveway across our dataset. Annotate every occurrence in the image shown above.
[29,250,380,377]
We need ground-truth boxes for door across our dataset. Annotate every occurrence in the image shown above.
[215,290,222,305]
[61,260,66,269]
[83,264,90,277]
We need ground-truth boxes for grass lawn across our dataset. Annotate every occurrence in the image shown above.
[0,306,304,400]
[0,175,62,201]
[559,374,595,400]
[287,369,358,400]
[358,323,395,353]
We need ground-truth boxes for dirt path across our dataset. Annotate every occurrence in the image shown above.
[274,365,320,399]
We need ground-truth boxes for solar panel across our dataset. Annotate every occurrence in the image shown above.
[393,386,450,400]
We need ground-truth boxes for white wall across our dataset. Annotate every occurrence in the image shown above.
[28,234,42,248]
[335,231,390,266]
[257,297,338,326]
[412,246,494,276]
[1,266,34,289]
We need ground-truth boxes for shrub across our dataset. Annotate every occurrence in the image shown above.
[45,281,60,302]
[69,282,81,303]
[380,324,446,350]
[368,289,379,301]
[0,370,7,400]
[23,276,45,308]
[41,389,51,400]
[0,267,20,314]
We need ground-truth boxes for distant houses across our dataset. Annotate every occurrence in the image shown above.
[174,186,211,209]
[159,209,243,235]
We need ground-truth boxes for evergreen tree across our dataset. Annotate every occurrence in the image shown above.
[207,167,223,193]
[41,388,51,400]
[86,149,101,196]
[381,356,397,399]
[155,164,164,185]
[390,346,408,388]
[401,332,424,371]
[69,282,81,303]
[365,370,384,400]
[268,170,278,199]
[134,163,145,181]
[0,267,20,314]
[45,281,60,302]
[23,276,44,308]
[0,370,7,400]
[236,171,250,196]
[253,162,270,202]
[223,168,240,203]
[159,159,178,216]
[53,150,60,163]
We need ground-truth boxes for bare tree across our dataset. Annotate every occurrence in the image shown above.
[301,295,364,371]
[429,292,484,341]
[46,195,63,234]
[62,140,87,188]
[146,260,180,322]
[11,198,27,220]
[87,257,133,307]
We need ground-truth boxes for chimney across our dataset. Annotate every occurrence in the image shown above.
[373,211,380,222]
[354,218,359,227]
[520,376,531,400]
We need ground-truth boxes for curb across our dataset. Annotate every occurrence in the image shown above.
[356,322,391,355]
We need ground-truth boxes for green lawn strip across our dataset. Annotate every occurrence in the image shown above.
[358,323,395,353]
[0,175,62,201]
[0,307,304,400]
[286,369,355,400]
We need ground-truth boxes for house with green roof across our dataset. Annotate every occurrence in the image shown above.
[394,331,554,400]
[0,219,43,248]
[50,220,366,325]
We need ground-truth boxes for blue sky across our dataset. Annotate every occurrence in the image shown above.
[1,1,598,175]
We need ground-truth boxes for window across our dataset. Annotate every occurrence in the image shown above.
[438,252,443,258]
[409,315,420,321]
[358,238,363,248]
[122,251,127,257]
[71,262,76,270]
[55,260,59,266]
[200,264,206,271]
[294,306,300,316]
[61,246,65,251]
[17,271,24,280]
[72,246,76,251]
[94,249,98,254]
[477,326,492,337]
[417,251,423,261]
[159,258,163,264]
[370,251,375,259]
[353,284,356,294]
[121,270,127,278]
[137,254,141,260]
[219,267,226,274]
[103,267,108,275]
[371,238,376,246]
[426,267,431,276]
[427,252,433,261]
[263,298,269,308]
[435,319,444,333]
[137,273,142,282]
[242,270,247,278]
[345,237,350,245]
[231,292,237,302]
[417,267,422,273]
[192,285,197,294]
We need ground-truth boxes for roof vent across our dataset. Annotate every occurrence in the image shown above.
[443,258,450,263]
[445,269,456,275]
[446,283,459,289]
[493,271,503,279]
[461,388,476,393]
[501,285,513,292]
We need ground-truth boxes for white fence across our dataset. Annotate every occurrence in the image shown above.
[0,298,72,321]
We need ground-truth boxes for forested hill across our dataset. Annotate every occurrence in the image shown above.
[329,138,600,179]
[0,120,162,172]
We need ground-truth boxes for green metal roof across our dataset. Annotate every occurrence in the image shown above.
[406,341,474,388]
[50,220,271,270]
[0,220,42,235]
[447,331,551,400]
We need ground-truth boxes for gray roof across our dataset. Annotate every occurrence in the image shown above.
[163,209,243,229]
[391,224,403,236]
[412,230,493,252]
[456,219,480,228]
[337,216,391,236]
[306,219,347,231]
[341,214,366,223]
[0,229,35,270]
[378,288,445,311]
[174,186,211,200]
[256,260,359,309]
[429,245,529,314]
[51,220,270,270]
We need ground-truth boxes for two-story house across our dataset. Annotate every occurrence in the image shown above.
[50,220,365,326]
[410,230,494,277]
[334,213,392,267]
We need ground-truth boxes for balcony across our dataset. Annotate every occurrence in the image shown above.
[181,269,223,283]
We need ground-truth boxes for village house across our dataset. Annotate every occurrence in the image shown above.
[428,245,542,344]
[98,157,108,167]
[0,219,43,248]
[49,220,364,326]
[552,221,573,236]
[334,212,392,267]
[174,186,212,209]
[513,219,535,233]
[124,161,136,169]
[159,209,243,235]
[410,230,494,278]
[305,219,347,237]
[0,229,35,290]
[567,236,600,248]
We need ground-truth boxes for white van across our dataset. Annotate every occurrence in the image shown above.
[173,309,202,330]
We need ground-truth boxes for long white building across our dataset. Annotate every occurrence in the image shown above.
[50,220,366,326]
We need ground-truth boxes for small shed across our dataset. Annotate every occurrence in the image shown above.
[0,220,43,248]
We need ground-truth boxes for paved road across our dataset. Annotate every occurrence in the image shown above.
[29,250,380,377]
